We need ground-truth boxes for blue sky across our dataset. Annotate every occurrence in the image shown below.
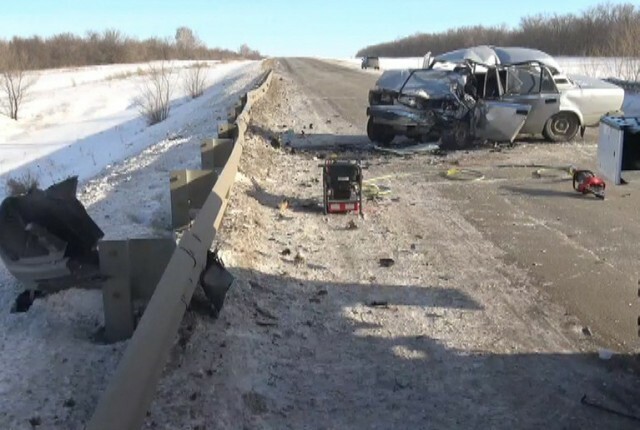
[0,0,629,57]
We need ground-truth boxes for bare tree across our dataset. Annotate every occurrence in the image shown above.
[238,43,262,59]
[183,62,208,98]
[175,27,201,59]
[136,62,174,125]
[0,46,37,120]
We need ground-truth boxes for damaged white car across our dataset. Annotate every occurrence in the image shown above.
[366,46,625,148]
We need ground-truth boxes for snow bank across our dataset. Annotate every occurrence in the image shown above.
[0,60,254,198]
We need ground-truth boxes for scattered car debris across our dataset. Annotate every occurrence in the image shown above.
[367,46,624,149]
[367,300,389,308]
[11,289,45,313]
[293,251,306,265]
[0,176,104,293]
[270,136,281,149]
[199,249,235,318]
[255,320,278,327]
[374,142,439,155]
[278,199,290,212]
[379,258,395,267]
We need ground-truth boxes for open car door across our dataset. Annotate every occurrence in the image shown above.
[473,100,531,142]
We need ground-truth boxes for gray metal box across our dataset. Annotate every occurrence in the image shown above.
[598,116,640,185]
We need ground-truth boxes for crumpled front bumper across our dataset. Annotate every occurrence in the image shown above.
[367,104,436,127]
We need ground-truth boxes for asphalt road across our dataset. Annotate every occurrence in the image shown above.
[279,57,640,351]
[280,57,377,134]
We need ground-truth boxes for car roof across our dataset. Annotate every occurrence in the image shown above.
[433,45,562,73]
[493,47,561,73]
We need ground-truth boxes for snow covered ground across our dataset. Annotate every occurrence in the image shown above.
[0,60,254,197]
[0,60,262,429]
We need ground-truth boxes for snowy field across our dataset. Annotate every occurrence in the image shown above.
[333,56,640,115]
[0,60,262,429]
[0,60,256,197]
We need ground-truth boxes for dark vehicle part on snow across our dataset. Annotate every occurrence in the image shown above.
[322,159,363,215]
[199,249,235,317]
[366,46,624,148]
[0,176,104,292]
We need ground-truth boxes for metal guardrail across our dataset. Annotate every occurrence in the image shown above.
[86,69,273,430]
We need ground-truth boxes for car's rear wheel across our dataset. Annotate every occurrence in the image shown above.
[367,117,394,146]
[543,112,580,142]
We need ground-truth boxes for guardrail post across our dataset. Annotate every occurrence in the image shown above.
[200,138,234,171]
[99,241,134,342]
[98,238,177,342]
[227,100,244,122]
[217,121,238,139]
[170,170,219,230]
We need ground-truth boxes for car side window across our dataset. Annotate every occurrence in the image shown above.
[506,65,541,95]
[540,67,558,93]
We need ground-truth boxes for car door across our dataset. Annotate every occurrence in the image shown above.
[501,64,560,134]
[473,100,531,142]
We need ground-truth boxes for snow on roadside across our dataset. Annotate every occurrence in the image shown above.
[0,60,253,197]
[0,60,262,430]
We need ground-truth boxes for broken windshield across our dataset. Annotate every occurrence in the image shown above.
[400,70,458,99]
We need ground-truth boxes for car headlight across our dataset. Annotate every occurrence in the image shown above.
[398,95,418,108]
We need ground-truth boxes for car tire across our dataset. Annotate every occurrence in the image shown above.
[367,117,394,146]
[440,121,472,150]
[543,112,580,142]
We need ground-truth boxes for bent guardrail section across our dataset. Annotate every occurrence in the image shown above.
[86,69,273,430]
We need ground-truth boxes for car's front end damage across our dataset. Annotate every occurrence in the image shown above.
[367,64,529,148]
[366,45,624,149]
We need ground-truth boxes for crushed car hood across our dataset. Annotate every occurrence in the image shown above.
[400,70,461,99]
[375,69,462,99]
[374,69,414,92]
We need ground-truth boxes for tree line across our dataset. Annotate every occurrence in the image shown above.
[0,27,262,71]
[356,3,640,58]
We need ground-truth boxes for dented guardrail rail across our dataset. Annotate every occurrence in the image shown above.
[86,69,273,430]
